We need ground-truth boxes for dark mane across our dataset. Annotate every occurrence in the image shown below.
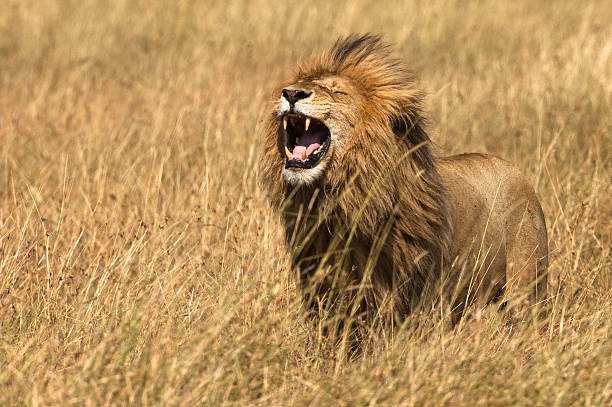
[329,34,390,69]
[260,34,452,321]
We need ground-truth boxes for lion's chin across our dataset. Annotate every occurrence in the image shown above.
[283,161,328,186]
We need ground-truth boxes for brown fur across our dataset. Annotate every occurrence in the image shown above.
[259,35,548,324]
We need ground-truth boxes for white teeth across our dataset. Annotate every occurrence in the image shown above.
[301,149,306,160]
[283,116,287,130]
[285,146,292,159]
[305,117,311,131]
[314,142,326,154]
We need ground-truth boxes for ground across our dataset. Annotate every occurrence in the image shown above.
[0,0,611,405]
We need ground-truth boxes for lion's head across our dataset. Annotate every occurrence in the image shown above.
[261,35,437,223]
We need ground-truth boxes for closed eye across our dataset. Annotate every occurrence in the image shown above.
[316,83,347,95]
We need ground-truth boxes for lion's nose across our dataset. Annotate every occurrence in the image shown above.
[282,88,312,105]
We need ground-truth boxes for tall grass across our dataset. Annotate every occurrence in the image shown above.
[0,0,610,405]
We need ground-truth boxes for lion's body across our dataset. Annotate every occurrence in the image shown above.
[260,35,547,323]
[438,153,548,319]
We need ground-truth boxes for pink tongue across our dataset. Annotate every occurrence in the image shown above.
[291,143,321,161]
[290,132,323,161]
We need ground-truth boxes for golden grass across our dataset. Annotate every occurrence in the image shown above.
[0,0,611,405]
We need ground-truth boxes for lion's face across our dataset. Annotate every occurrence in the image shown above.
[276,76,359,185]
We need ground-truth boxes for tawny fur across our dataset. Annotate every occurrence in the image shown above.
[259,35,548,324]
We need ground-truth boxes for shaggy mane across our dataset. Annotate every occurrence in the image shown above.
[260,34,452,321]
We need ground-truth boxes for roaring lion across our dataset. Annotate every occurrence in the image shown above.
[259,35,548,324]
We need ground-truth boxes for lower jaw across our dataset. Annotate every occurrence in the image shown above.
[284,137,331,170]
[284,149,327,169]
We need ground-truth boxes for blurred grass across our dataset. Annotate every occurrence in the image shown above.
[0,0,611,405]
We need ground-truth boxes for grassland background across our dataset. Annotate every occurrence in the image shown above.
[0,0,611,405]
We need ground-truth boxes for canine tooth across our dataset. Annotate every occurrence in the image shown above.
[305,117,311,131]
[283,116,287,130]
[285,146,292,159]
[296,136,300,143]
[301,149,307,160]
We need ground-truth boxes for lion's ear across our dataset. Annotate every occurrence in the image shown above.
[391,114,430,147]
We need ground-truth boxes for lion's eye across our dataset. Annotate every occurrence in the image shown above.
[317,82,348,97]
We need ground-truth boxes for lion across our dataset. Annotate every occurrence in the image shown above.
[259,34,548,325]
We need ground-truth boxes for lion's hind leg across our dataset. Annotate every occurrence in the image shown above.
[503,183,548,318]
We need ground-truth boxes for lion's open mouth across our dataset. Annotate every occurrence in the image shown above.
[282,114,331,169]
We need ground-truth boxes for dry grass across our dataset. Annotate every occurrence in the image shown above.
[1,0,611,405]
